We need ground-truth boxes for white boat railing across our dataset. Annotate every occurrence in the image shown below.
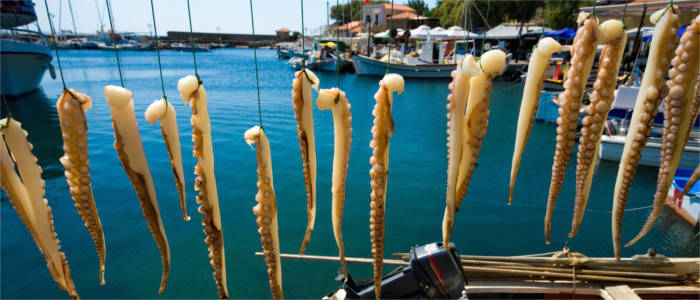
[0,27,50,47]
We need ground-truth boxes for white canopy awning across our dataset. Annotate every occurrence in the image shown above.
[373,28,405,38]
[443,25,479,39]
[483,24,553,39]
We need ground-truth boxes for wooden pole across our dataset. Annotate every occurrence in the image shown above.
[254,252,408,266]
[461,266,679,285]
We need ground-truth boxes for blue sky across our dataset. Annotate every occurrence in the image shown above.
[34,0,439,36]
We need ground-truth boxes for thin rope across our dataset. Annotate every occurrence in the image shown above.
[105,0,124,87]
[481,0,490,53]
[186,0,199,79]
[301,0,306,68]
[249,0,263,128]
[620,0,629,28]
[43,0,69,91]
[149,0,167,101]
[1,95,12,121]
[335,0,340,89]
[385,0,394,74]
[541,0,547,38]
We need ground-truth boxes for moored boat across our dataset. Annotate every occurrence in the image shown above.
[353,54,455,78]
[0,0,54,96]
[665,168,700,227]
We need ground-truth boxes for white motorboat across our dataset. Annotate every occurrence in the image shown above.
[354,39,455,78]
[1,0,54,96]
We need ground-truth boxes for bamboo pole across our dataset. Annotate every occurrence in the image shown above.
[253,252,408,266]
[461,266,679,285]
[392,253,676,267]
[486,265,682,279]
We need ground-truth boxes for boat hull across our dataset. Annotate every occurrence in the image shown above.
[309,60,336,72]
[1,40,52,96]
[352,55,454,78]
[598,134,700,169]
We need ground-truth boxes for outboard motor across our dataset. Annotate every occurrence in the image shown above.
[340,242,466,299]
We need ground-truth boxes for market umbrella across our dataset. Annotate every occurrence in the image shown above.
[410,25,431,39]
[444,26,479,39]
[430,26,447,38]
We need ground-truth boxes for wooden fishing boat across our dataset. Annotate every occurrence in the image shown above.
[257,242,700,299]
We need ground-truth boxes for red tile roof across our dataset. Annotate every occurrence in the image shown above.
[276,28,291,33]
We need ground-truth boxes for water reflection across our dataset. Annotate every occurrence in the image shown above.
[1,89,63,178]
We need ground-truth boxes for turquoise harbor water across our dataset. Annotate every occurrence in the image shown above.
[1,49,697,298]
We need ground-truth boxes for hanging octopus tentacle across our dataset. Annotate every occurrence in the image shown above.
[178,75,228,299]
[627,15,700,247]
[455,50,507,208]
[145,98,189,221]
[316,88,352,280]
[56,89,107,285]
[570,20,626,238]
[509,38,562,204]
[291,69,319,255]
[0,119,79,299]
[675,163,700,200]
[369,73,404,300]
[611,5,680,260]
[544,12,599,244]
[245,126,283,299]
[104,85,171,294]
[443,56,481,250]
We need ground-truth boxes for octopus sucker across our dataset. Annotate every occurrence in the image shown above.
[56,89,106,285]
[316,88,352,280]
[104,85,171,294]
[509,38,562,204]
[369,73,404,300]
[545,12,599,245]
[0,118,79,299]
[291,69,319,255]
[626,14,699,248]
[245,126,283,299]
[611,5,680,259]
[145,98,189,221]
[570,20,626,238]
[675,163,700,200]
[455,50,507,208]
[177,75,228,298]
[442,56,481,250]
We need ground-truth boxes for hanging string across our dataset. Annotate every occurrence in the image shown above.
[481,0,490,53]
[149,0,167,101]
[43,0,69,91]
[300,0,306,68]
[248,0,263,128]
[541,0,548,39]
[385,0,394,74]
[1,95,12,122]
[105,0,124,87]
[186,0,199,80]
[335,0,340,89]
[620,0,629,28]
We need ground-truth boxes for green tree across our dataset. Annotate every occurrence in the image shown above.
[407,0,429,16]
[430,0,545,30]
[544,0,594,29]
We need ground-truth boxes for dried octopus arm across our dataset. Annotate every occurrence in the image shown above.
[56,89,107,285]
[627,15,700,247]
[0,119,79,299]
[316,88,352,279]
[675,163,700,199]
[369,73,404,300]
[570,20,626,238]
[178,75,228,298]
[544,12,599,245]
[291,69,319,255]
[442,56,481,250]
[104,85,171,295]
[455,50,507,208]
[509,38,562,204]
[145,98,189,221]
[245,126,283,299]
[611,6,680,259]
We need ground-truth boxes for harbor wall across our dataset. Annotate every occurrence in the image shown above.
[165,31,293,46]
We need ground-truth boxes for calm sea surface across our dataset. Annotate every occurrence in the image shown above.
[1,49,697,298]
